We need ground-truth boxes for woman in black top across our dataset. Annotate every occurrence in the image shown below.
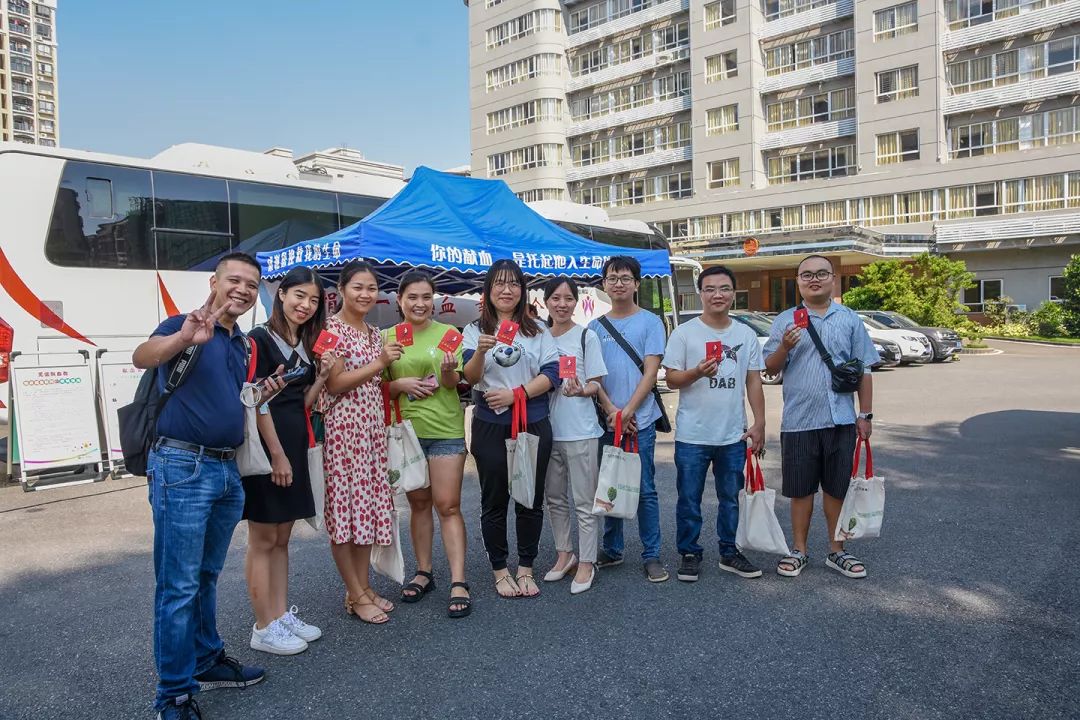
[243,267,334,655]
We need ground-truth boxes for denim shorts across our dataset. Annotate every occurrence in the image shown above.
[418,437,466,458]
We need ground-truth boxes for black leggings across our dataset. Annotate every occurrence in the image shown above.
[470,415,553,571]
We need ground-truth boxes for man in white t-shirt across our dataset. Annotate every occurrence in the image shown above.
[663,266,766,583]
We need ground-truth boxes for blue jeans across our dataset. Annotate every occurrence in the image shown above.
[148,444,245,711]
[674,440,746,557]
[600,425,660,561]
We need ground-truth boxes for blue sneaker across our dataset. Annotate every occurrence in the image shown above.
[157,694,201,719]
[194,652,265,692]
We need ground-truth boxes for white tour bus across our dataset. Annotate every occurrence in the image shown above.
[0,142,699,464]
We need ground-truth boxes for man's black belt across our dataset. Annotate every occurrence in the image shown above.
[154,437,237,461]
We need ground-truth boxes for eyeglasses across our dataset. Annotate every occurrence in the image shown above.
[604,275,637,286]
[701,286,735,296]
[493,280,521,289]
[798,270,834,282]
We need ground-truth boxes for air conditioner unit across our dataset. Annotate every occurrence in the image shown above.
[656,53,672,64]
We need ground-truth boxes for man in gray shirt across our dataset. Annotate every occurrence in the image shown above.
[763,255,878,580]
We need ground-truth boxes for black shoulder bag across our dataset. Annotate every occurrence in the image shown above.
[800,306,864,394]
[596,316,672,433]
[580,326,609,430]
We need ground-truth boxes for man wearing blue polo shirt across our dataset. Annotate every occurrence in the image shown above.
[134,253,282,720]
[763,255,878,581]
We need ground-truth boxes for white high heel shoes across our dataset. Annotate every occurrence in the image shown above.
[570,565,596,595]
[543,553,578,582]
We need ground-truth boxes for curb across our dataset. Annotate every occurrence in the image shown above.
[984,337,1080,349]
[959,347,1002,355]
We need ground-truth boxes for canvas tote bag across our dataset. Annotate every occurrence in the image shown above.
[505,387,539,508]
[736,447,790,556]
[834,438,885,541]
[591,412,641,519]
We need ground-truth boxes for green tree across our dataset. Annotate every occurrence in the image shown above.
[842,253,974,328]
[1062,254,1080,337]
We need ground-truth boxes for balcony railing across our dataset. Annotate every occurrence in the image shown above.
[943,0,1080,51]
[566,145,693,182]
[935,211,1080,244]
[759,117,856,150]
[568,0,689,49]
[9,21,31,36]
[568,94,692,136]
[943,71,1080,113]
[760,0,853,40]
[7,0,30,16]
[759,56,855,93]
[568,45,689,92]
[11,82,33,95]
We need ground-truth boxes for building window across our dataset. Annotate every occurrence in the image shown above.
[948,35,1080,95]
[37,61,53,76]
[38,99,55,114]
[37,43,52,57]
[874,2,918,40]
[486,0,506,7]
[876,66,919,103]
[485,9,561,49]
[486,99,562,134]
[705,51,738,82]
[655,171,693,200]
[706,104,739,135]
[615,178,648,206]
[1050,275,1065,301]
[764,28,854,76]
[733,290,749,309]
[765,87,854,131]
[944,0,1067,30]
[767,145,854,184]
[705,0,736,29]
[486,53,562,92]
[655,22,689,53]
[963,279,1003,312]
[876,130,920,164]
[708,158,741,188]
[486,144,563,177]
[763,0,840,21]
[516,188,565,203]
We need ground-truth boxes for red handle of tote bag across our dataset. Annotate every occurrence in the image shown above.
[851,438,874,478]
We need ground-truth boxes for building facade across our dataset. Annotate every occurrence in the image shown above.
[467,0,1080,312]
[0,0,57,148]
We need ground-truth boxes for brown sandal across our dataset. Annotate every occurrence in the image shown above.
[345,594,390,624]
[361,587,395,613]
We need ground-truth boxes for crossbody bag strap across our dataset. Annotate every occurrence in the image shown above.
[157,343,202,417]
[597,316,644,373]
[800,305,837,371]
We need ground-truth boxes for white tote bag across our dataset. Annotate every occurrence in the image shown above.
[371,509,405,585]
[385,395,429,495]
[834,438,885,541]
[304,413,326,532]
[236,338,272,476]
[505,387,539,508]
[736,448,790,556]
[592,413,641,520]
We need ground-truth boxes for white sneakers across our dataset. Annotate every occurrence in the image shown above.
[250,607,322,656]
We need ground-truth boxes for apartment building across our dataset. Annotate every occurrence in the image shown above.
[467,0,1080,312]
[0,0,58,148]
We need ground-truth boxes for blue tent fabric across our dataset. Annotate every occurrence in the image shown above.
[256,167,671,293]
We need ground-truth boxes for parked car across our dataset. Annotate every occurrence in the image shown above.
[731,311,783,385]
[860,316,933,363]
[873,339,902,368]
[857,310,962,362]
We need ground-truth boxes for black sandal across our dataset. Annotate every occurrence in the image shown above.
[400,570,435,603]
[447,581,472,619]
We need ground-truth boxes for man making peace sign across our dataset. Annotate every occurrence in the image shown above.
[134,253,283,720]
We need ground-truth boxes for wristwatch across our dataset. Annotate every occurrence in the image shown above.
[858,412,873,421]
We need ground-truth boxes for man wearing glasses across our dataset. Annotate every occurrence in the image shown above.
[763,255,878,580]
[662,266,766,583]
[589,256,670,582]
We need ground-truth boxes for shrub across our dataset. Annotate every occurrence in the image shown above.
[1062,254,1080,337]
[1030,301,1066,338]
[995,322,1032,338]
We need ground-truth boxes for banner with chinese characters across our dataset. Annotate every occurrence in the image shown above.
[11,363,101,472]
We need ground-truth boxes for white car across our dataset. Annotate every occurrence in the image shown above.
[861,317,932,364]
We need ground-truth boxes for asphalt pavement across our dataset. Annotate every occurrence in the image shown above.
[1,340,1078,720]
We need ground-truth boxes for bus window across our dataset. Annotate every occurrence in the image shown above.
[589,226,668,251]
[45,161,155,269]
[339,193,386,229]
[549,220,595,242]
[153,171,232,271]
[230,181,337,255]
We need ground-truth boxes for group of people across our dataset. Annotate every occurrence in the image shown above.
[135,251,877,720]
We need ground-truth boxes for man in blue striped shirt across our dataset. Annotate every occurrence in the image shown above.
[763,255,878,580]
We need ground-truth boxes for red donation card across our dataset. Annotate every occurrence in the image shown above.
[438,328,463,353]
[559,355,577,379]
[313,330,340,355]
[794,308,809,329]
[496,319,519,345]
[395,323,414,346]
[705,341,724,361]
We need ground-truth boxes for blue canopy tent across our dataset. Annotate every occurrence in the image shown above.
[255,166,671,294]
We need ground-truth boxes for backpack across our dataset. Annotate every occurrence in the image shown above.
[117,344,202,477]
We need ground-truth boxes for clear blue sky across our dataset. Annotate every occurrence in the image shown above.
[58,0,471,172]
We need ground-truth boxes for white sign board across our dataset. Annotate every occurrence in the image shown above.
[11,363,101,472]
[99,361,145,460]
